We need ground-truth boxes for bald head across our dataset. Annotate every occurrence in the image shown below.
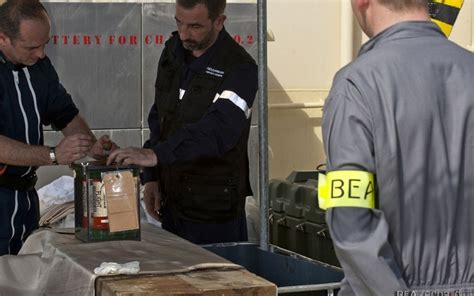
[0,0,49,42]
[351,0,430,37]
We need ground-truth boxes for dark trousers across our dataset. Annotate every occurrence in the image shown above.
[0,188,39,255]
[161,206,248,245]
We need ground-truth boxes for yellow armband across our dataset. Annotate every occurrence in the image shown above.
[429,0,464,37]
[318,170,375,210]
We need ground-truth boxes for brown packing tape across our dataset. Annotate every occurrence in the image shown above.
[103,171,139,233]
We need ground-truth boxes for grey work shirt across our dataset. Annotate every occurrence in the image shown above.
[322,21,474,295]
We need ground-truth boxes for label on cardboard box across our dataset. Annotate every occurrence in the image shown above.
[102,170,139,232]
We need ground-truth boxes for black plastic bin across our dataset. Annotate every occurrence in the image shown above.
[269,170,340,267]
[203,243,343,295]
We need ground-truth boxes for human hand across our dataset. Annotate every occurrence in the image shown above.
[106,147,158,167]
[89,135,119,160]
[144,181,162,222]
[55,134,93,164]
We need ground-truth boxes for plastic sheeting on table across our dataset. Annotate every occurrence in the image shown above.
[0,223,241,295]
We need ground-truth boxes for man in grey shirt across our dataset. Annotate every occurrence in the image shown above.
[321,0,474,294]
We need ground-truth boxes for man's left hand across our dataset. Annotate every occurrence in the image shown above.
[89,135,118,160]
[106,147,157,167]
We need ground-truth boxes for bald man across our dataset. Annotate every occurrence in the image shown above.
[321,0,474,294]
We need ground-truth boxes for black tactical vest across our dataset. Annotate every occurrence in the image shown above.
[155,30,256,223]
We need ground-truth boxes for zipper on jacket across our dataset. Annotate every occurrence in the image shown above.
[12,70,32,177]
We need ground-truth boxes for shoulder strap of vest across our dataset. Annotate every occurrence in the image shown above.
[161,32,181,69]
[205,29,256,74]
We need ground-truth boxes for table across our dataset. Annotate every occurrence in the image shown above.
[0,224,276,295]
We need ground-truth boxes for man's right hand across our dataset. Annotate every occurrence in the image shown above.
[144,181,162,222]
[55,134,93,164]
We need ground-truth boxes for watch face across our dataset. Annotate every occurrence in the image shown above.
[50,147,58,165]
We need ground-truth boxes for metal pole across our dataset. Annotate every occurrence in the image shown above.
[257,0,269,251]
[277,283,341,294]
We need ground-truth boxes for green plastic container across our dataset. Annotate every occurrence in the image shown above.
[269,171,340,267]
[72,161,141,242]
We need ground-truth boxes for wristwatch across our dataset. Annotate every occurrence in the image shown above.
[49,146,59,165]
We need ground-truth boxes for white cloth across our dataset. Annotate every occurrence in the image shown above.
[37,175,74,211]
[94,261,140,275]
[0,224,241,295]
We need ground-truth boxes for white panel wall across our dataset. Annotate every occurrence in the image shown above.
[35,0,474,185]
[267,0,474,180]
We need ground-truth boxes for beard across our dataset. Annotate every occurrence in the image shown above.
[182,40,200,51]
[181,30,215,52]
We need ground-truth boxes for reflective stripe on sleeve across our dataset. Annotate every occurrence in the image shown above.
[318,170,376,210]
[179,88,186,100]
[218,90,252,119]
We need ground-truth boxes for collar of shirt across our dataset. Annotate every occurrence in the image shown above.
[358,21,444,57]
[174,28,226,88]
[0,51,26,71]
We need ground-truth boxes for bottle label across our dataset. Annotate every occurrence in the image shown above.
[92,179,109,230]
[82,180,89,227]
[92,180,108,217]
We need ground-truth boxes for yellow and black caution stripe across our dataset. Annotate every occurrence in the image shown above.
[428,0,464,37]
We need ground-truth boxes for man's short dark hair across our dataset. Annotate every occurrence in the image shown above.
[0,0,48,41]
[176,0,226,21]
[378,0,428,11]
